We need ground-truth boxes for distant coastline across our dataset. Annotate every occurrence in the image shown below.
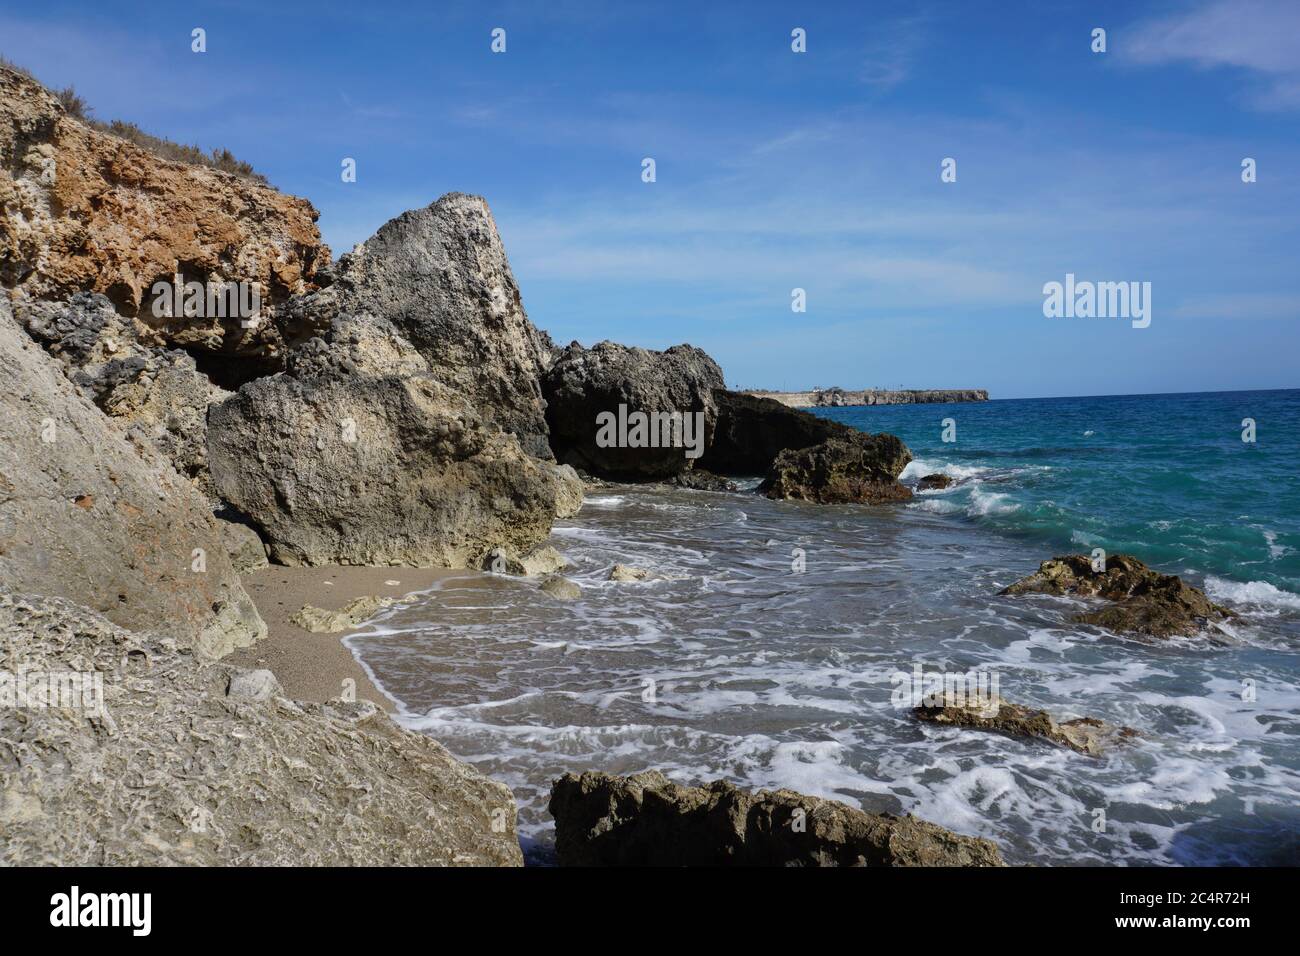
[744,387,989,408]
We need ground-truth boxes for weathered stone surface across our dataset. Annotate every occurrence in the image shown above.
[542,340,725,480]
[548,770,1003,867]
[14,292,230,495]
[0,594,522,865]
[0,296,263,657]
[289,596,393,634]
[549,462,585,517]
[207,360,560,568]
[226,668,282,701]
[219,518,268,573]
[918,473,953,490]
[0,66,330,371]
[701,389,863,475]
[483,545,568,577]
[287,194,553,457]
[760,438,912,504]
[609,564,655,582]
[1001,554,1234,638]
[539,575,581,600]
[914,695,1139,757]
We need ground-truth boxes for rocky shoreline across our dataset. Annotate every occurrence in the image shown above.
[0,64,1233,866]
[745,387,990,408]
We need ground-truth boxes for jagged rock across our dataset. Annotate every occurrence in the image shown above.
[914,694,1139,757]
[760,438,912,504]
[226,668,282,701]
[13,293,230,495]
[668,468,738,492]
[539,575,581,600]
[0,66,329,373]
[549,462,585,517]
[289,596,393,634]
[542,340,724,480]
[218,519,268,573]
[918,473,953,490]
[0,594,522,865]
[285,194,553,457]
[608,564,654,582]
[701,389,871,475]
[1001,554,1235,638]
[548,770,1003,867]
[0,296,263,658]
[482,545,568,576]
[207,364,561,568]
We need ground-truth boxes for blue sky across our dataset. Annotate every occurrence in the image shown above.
[4,0,1298,397]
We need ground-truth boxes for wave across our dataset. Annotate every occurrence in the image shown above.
[1206,577,1300,611]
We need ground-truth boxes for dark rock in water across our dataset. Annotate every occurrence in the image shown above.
[0,296,263,658]
[1001,553,1234,639]
[668,468,738,492]
[914,694,1139,757]
[918,472,953,490]
[0,594,522,865]
[542,340,724,480]
[283,193,555,458]
[760,438,912,504]
[548,770,1003,866]
[701,389,862,475]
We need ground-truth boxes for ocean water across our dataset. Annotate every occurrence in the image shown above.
[348,389,1300,866]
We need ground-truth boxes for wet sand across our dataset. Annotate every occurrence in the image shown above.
[228,564,456,713]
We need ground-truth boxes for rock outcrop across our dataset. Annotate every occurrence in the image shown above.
[0,594,522,865]
[284,194,554,457]
[918,473,953,490]
[0,66,329,378]
[914,695,1139,757]
[701,389,879,475]
[542,341,725,480]
[1001,554,1234,639]
[548,770,1003,867]
[539,575,581,600]
[0,296,263,657]
[760,437,913,504]
[290,596,393,633]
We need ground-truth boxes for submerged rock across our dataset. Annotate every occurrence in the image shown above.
[668,468,738,492]
[548,770,1003,866]
[0,296,263,658]
[760,438,913,504]
[1001,553,1234,638]
[608,564,655,582]
[289,596,393,633]
[539,575,581,600]
[542,340,724,480]
[0,594,522,866]
[914,695,1139,757]
[918,473,953,490]
[482,544,569,576]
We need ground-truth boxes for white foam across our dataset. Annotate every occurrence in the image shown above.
[1205,576,1300,611]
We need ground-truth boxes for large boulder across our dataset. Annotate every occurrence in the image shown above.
[548,770,1003,867]
[760,437,912,504]
[0,296,263,658]
[542,340,725,480]
[207,328,561,568]
[0,593,522,865]
[0,65,330,376]
[701,389,861,475]
[287,193,554,458]
[1001,553,1235,639]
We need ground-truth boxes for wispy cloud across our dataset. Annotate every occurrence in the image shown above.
[1125,0,1300,110]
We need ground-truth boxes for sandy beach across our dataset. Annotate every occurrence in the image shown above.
[227,564,457,713]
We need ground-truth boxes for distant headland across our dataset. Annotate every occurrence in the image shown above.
[744,387,990,408]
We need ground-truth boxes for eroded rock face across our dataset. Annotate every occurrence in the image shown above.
[542,341,725,480]
[548,770,1003,867]
[914,695,1139,758]
[1001,554,1234,639]
[0,297,263,657]
[14,292,230,495]
[760,438,912,504]
[287,194,554,457]
[0,66,329,372]
[0,594,522,866]
[207,353,560,568]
